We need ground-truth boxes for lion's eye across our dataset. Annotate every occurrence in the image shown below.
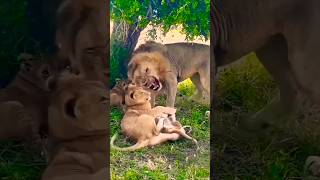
[145,68,149,73]
[130,92,134,99]
[42,69,50,78]
[100,97,108,105]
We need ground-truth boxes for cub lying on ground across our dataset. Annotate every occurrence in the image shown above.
[42,75,108,179]
[111,83,197,151]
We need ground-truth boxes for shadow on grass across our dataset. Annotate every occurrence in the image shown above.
[213,53,320,179]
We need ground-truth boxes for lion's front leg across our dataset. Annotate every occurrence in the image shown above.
[240,38,299,132]
[305,156,320,177]
[164,72,178,107]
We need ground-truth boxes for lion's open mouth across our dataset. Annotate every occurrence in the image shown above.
[142,76,162,91]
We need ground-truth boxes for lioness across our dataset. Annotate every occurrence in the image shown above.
[111,83,177,151]
[42,76,108,179]
[111,84,197,151]
[0,53,55,141]
[128,41,210,107]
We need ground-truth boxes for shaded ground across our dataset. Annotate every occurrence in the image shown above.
[110,80,210,179]
[213,53,320,179]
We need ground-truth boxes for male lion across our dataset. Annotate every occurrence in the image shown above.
[55,0,108,82]
[42,76,108,179]
[128,41,210,107]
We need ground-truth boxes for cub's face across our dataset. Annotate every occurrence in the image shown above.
[124,84,151,107]
[49,78,108,139]
[18,53,55,91]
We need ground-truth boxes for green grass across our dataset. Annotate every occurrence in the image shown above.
[213,53,320,179]
[110,79,210,179]
[0,141,45,179]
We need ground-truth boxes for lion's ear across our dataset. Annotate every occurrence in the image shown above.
[130,92,134,99]
[18,53,34,61]
[127,62,137,78]
[18,53,35,72]
[65,97,86,120]
[65,97,78,119]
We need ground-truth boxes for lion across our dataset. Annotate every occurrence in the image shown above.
[305,156,320,177]
[110,79,130,111]
[111,83,197,151]
[128,41,210,107]
[110,78,156,111]
[0,53,55,141]
[55,0,108,82]
[42,76,108,179]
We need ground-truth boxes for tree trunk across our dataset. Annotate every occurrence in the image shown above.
[111,20,142,78]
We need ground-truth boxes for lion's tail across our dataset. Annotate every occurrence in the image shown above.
[110,133,148,151]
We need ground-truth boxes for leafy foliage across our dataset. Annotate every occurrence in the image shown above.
[110,40,130,86]
[110,0,210,86]
[110,0,210,41]
[0,0,29,86]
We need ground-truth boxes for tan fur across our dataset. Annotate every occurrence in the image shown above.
[0,53,55,141]
[157,116,199,149]
[110,79,130,111]
[55,0,107,82]
[80,47,108,86]
[42,76,108,179]
[111,84,182,151]
[128,41,210,107]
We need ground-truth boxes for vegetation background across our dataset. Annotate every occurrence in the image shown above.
[2,0,318,179]
[0,0,47,179]
[110,0,211,179]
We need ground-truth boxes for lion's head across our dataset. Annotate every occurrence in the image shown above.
[124,83,151,107]
[18,53,56,92]
[48,77,108,140]
[127,52,171,91]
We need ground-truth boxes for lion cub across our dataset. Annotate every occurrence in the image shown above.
[0,53,54,141]
[110,79,130,111]
[42,76,108,179]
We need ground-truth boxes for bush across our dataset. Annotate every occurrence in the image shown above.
[0,0,29,87]
[110,40,130,87]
